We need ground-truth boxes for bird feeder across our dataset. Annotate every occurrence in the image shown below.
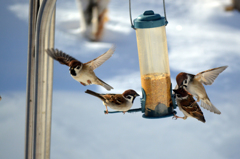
[132,10,175,118]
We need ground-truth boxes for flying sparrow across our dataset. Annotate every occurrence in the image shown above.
[46,45,115,91]
[173,87,206,123]
[85,89,140,114]
[176,66,227,114]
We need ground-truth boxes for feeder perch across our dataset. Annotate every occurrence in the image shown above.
[132,10,176,118]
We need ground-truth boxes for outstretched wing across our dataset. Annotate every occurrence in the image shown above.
[85,45,115,70]
[46,48,78,66]
[194,66,228,85]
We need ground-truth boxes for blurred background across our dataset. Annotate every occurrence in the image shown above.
[0,0,240,158]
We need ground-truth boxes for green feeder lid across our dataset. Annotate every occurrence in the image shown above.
[133,10,167,29]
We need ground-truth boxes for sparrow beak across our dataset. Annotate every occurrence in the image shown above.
[135,93,140,97]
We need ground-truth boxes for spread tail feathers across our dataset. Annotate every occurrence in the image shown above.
[201,98,221,114]
[97,77,113,91]
[85,89,105,101]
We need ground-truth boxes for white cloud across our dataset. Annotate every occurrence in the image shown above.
[0,92,25,159]
[97,71,141,93]
[8,3,28,22]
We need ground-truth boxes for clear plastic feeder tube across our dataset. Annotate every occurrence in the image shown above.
[134,10,172,117]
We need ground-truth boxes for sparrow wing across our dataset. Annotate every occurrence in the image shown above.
[180,96,206,123]
[46,48,78,66]
[190,108,206,123]
[84,45,115,70]
[104,94,125,105]
[194,66,228,85]
[201,97,221,114]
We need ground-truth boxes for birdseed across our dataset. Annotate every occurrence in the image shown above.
[141,73,171,110]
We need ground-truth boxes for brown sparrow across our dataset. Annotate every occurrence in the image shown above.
[176,66,227,114]
[173,87,206,123]
[85,89,140,114]
[46,45,115,91]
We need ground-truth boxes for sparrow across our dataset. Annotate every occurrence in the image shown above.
[85,89,140,114]
[176,66,227,114]
[77,0,110,41]
[173,87,206,123]
[46,45,115,91]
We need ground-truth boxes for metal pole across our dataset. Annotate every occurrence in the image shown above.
[25,0,56,159]
[25,0,39,158]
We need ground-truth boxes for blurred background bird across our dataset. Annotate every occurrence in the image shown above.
[175,66,227,114]
[173,87,206,123]
[85,89,139,114]
[76,0,110,41]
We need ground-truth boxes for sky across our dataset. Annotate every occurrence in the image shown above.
[1,0,240,159]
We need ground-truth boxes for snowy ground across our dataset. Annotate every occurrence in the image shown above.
[1,0,240,158]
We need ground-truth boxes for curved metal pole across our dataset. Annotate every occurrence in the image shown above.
[25,0,56,158]
[34,0,56,158]
[25,0,38,158]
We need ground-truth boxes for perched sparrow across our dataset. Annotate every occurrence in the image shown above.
[46,45,115,91]
[76,0,110,41]
[0,96,1,101]
[173,87,206,123]
[176,66,227,114]
[85,89,140,114]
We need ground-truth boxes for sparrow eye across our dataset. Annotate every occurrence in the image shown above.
[176,95,181,98]
[126,95,132,99]
[183,79,188,84]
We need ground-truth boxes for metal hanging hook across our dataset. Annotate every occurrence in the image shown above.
[163,0,168,23]
[129,0,135,29]
[129,0,168,29]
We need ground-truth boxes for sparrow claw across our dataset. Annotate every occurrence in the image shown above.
[172,113,178,120]
[172,115,179,120]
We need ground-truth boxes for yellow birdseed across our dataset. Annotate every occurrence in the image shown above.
[141,73,171,111]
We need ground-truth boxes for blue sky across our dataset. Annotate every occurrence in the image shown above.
[0,0,28,91]
[1,0,240,159]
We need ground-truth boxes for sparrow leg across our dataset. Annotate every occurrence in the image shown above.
[105,106,108,114]
[189,96,200,107]
[122,111,126,114]
[189,101,197,107]
[196,96,200,102]
[172,113,184,120]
